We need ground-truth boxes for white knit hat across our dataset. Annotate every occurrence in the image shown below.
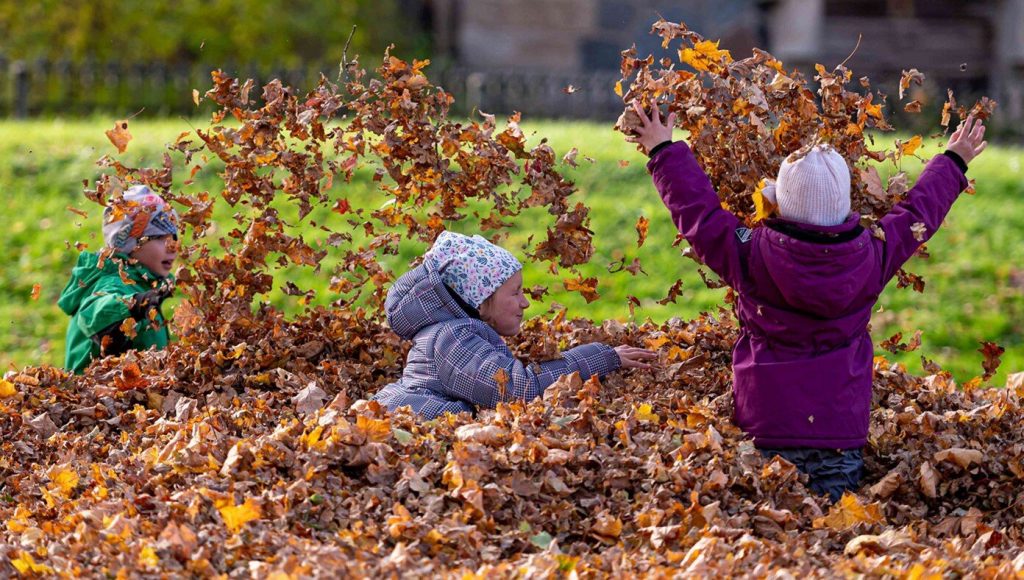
[763,145,851,227]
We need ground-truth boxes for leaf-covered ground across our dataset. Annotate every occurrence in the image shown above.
[2,310,1023,576]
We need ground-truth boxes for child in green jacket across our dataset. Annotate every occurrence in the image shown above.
[58,185,179,373]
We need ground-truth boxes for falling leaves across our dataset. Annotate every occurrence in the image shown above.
[563,275,600,303]
[899,69,925,100]
[978,341,1005,380]
[613,19,993,293]
[30,283,41,301]
[635,215,650,247]
[900,135,923,157]
[105,120,133,153]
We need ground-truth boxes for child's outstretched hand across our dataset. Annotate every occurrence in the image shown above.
[614,345,658,369]
[946,115,988,166]
[626,100,677,156]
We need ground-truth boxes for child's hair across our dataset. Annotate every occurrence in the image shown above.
[762,145,851,226]
[425,231,521,308]
[102,185,179,254]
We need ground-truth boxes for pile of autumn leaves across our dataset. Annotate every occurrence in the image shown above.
[3,19,1023,577]
[1,310,1024,577]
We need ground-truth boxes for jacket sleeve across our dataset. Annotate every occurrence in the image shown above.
[433,322,621,409]
[647,141,747,288]
[877,154,968,282]
[74,280,135,338]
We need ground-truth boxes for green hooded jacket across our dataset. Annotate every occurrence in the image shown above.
[58,252,173,374]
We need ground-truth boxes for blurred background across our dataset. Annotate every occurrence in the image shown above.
[2,0,1023,134]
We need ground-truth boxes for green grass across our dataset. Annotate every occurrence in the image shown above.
[2,118,1022,385]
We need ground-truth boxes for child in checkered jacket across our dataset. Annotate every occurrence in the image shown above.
[373,231,655,419]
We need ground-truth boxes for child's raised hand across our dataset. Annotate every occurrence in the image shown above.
[946,115,988,166]
[626,100,676,156]
[614,345,658,369]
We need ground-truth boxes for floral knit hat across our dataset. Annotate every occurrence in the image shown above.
[425,231,522,308]
[102,185,179,254]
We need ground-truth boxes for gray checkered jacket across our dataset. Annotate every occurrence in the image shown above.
[372,262,621,419]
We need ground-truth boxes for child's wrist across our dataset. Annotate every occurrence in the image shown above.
[941,150,968,174]
[648,140,673,158]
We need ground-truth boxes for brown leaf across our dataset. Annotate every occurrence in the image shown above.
[105,120,133,153]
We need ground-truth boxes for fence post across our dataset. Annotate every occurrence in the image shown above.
[12,60,29,118]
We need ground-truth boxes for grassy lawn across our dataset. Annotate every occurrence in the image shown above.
[2,118,1022,384]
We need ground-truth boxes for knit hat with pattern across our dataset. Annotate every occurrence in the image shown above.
[102,185,179,254]
[425,231,522,308]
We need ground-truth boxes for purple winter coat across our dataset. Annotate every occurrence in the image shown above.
[372,261,621,419]
[649,141,968,448]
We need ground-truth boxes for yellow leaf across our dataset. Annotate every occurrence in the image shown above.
[752,179,773,222]
[11,551,53,574]
[0,378,17,398]
[614,81,623,97]
[48,466,79,497]
[303,426,325,449]
[679,39,732,72]
[138,544,159,568]
[864,101,884,120]
[813,493,886,530]
[356,415,392,442]
[644,335,671,350]
[900,135,922,156]
[218,498,262,534]
[635,403,660,423]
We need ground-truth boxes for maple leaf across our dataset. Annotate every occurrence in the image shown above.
[751,179,774,222]
[978,341,1005,380]
[813,493,886,530]
[679,39,732,72]
[47,465,79,497]
[900,135,923,157]
[635,215,649,247]
[635,403,660,423]
[217,498,262,534]
[656,278,685,305]
[898,69,925,100]
[105,120,133,153]
[564,276,600,303]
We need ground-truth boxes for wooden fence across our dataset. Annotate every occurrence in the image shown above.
[0,56,626,120]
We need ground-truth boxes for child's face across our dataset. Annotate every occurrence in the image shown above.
[479,271,529,337]
[131,234,178,278]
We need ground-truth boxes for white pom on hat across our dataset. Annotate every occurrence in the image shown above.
[775,145,851,226]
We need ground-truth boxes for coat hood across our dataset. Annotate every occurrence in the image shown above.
[756,214,876,318]
[385,262,474,340]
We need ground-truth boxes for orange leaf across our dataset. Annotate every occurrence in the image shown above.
[105,120,132,153]
[635,215,649,247]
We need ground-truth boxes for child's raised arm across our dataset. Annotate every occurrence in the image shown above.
[877,116,986,281]
[627,101,748,289]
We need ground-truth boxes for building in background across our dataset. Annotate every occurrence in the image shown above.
[428,0,1024,128]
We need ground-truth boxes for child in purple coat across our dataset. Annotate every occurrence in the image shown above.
[628,102,988,501]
